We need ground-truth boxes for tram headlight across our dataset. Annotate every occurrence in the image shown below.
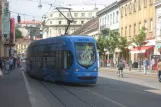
[94,68,97,71]
[76,68,79,72]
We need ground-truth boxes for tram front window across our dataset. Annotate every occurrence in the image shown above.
[75,42,96,67]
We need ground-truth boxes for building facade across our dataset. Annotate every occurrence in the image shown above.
[120,0,156,62]
[155,0,161,54]
[15,36,32,55]
[17,21,42,39]
[1,0,15,57]
[97,1,120,32]
[96,1,120,61]
[42,5,104,39]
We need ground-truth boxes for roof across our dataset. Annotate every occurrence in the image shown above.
[19,21,42,24]
[96,1,118,16]
[72,17,99,35]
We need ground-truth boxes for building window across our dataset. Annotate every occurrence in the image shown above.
[59,21,62,24]
[139,22,141,31]
[105,17,106,26]
[74,21,77,24]
[88,12,92,17]
[67,13,70,17]
[50,21,52,25]
[81,21,84,24]
[144,20,147,33]
[144,0,147,7]
[129,26,131,37]
[134,24,136,35]
[58,29,61,34]
[50,29,52,34]
[150,19,153,32]
[116,11,119,23]
[121,28,123,36]
[81,13,85,17]
[139,0,141,10]
[107,15,109,25]
[50,14,52,17]
[59,13,62,17]
[121,7,123,17]
[129,3,132,14]
[113,13,115,24]
[125,27,127,37]
[74,13,78,17]
[150,0,153,5]
[110,14,112,25]
[134,0,136,12]
[125,5,127,16]
[100,19,101,26]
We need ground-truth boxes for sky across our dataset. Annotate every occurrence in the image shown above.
[8,0,117,21]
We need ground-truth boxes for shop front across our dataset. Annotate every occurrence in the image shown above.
[130,45,154,68]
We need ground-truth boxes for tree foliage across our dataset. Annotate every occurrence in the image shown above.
[15,27,23,39]
[97,29,119,55]
[96,36,108,55]
[106,31,119,54]
[133,27,146,48]
[118,36,130,53]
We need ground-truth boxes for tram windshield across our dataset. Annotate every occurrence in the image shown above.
[75,42,96,67]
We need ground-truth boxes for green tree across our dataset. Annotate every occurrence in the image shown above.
[97,35,108,56]
[106,31,119,54]
[15,27,23,39]
[117,36,130,59]
[133,27,146,71]
[97,29,120,62]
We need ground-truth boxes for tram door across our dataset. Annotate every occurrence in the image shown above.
[56,51,63,77]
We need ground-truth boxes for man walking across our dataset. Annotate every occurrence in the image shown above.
[157,59,161,82]
[143,58,149,75]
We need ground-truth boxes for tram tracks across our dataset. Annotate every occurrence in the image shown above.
[40,81,95,107]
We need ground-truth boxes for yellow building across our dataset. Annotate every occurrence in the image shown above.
[15,36,32,55]
[119,0,156,63]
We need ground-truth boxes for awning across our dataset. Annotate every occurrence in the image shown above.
[130,45,154,54]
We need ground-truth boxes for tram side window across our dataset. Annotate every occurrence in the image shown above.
[64,51,73,69]
[44,51,56,68]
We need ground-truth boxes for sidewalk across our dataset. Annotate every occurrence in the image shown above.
[0,68,32,107]
[99,67,158,78]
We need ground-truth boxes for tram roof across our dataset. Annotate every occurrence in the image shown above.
[29,35,94,47]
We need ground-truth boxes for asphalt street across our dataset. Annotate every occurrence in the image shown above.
[25,69,161,107]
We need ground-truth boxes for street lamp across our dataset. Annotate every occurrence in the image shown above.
[38,0,42,9]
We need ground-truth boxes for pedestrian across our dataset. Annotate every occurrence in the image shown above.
[9,57,14,71]
[129,59,132,71]
[143,58,149,75]
[5,57,10,74]
[157,59,161,82]
[0,58,3,79]
[0,58,3,72]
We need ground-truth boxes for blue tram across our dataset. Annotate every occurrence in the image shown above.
[26,35,98,84]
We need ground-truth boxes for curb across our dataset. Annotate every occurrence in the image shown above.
[99,69,157,79]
